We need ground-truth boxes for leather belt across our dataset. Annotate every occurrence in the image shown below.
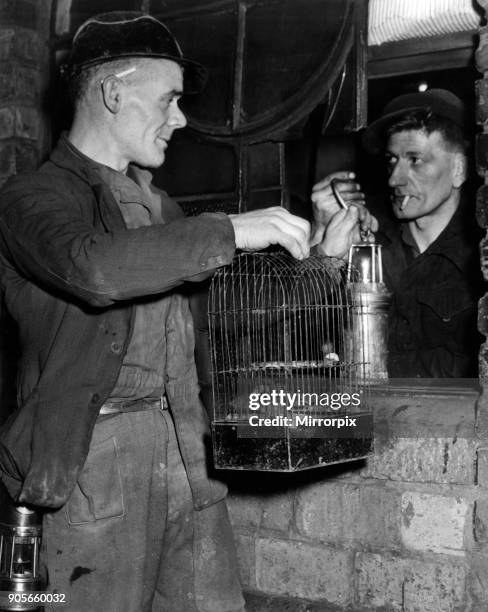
[99,395,169,415]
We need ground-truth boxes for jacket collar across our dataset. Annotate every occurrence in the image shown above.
[380,195,479,273]
[49,133,154,193]
[49,132,103,185]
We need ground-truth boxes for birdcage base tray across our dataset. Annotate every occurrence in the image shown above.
[211,423,373,471]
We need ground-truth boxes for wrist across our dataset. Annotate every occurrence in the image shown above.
[311,242,349,261]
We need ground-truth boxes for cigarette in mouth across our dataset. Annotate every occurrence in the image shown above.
[400,195,410,211]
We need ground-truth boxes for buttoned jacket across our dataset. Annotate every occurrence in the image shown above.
[375,199,484,378]
[0,136,235,508]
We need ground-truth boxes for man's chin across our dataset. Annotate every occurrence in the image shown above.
[393,208,415,221]
[391,204,405,219]
[135,153,166,169]
[149,158,166,168]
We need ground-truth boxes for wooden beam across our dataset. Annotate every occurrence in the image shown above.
[368,30,477,79]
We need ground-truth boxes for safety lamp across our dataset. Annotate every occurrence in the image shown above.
[0,485,43,612]
[347,243,384,284]
[346,243,391,382]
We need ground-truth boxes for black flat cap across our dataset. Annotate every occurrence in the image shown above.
[63,11,207,94]
[363,88,468,154]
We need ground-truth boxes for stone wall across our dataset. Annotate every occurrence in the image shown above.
[0,0,51,186]
[228,387,488,611]
[0,0,52,420]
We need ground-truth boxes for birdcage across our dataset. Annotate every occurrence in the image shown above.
[208,252,374,472]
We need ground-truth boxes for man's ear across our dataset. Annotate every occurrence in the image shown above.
[452,152,467,188]
[100,76,122,114]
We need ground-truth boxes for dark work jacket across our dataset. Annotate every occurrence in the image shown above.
[374,198,484,378]
[0,136,235,508]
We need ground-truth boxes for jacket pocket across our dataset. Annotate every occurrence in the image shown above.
[66,436,124,525]
[417,282,474,322]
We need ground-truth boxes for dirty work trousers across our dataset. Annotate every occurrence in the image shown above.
[40,407,244,612]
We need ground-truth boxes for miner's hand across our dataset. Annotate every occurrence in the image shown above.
[310,171,377,246]
[229,207,311,260]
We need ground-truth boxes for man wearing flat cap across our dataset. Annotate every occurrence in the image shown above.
[313,88,484,378]
[0,11,367,612]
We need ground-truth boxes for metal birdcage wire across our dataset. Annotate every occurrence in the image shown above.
[208,252,366,425]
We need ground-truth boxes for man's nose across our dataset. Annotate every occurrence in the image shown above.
[388,161,407,187]
[169,102,187,130]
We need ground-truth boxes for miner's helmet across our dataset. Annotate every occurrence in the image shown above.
[62,11,207,94]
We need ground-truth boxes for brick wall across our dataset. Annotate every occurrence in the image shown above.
[0,0,52,420]
[228,389,488,611]
[0,0,52,186]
